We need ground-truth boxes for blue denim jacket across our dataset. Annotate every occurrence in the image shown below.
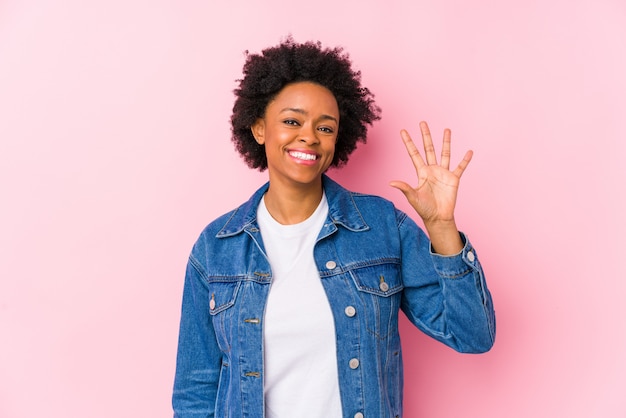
[173,175,495,418]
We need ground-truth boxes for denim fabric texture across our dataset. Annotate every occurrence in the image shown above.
[173,175,496,418]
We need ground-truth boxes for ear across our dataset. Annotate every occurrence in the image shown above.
[250,118,266,145]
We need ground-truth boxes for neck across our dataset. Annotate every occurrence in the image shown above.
[263,179,324,225]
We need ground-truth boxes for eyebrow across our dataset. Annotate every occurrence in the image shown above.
[280,107,338,123]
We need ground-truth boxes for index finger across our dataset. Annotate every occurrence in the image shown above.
[400,129,425,174]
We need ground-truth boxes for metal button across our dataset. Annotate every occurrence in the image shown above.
[325,260,337,269]
[344,306,356,317]
[354,413,364,418]
[349,358,360,369]
[379,282,389,292]
[467,251,475,262]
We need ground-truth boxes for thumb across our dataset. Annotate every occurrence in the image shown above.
[389,180,412,195]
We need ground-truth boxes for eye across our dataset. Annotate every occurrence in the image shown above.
[318,126,335,134]
[283,119,300,126]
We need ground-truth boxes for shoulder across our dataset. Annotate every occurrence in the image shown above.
[351,192,416,229]
[198,208,241,238]
[350,190,395,210]
[323,176,415,230]
[196,181,269,242]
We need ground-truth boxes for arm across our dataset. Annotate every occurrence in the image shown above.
[398,214,495,353]
[391,121,495,352]
[172,253,221,417]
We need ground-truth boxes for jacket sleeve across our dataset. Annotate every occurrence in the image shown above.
[397,211,496,353]
[172,251,222,417]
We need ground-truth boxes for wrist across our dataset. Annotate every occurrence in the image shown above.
[424,220,463,255]
[424,218,457,234]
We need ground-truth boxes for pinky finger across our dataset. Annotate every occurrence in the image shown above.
[453,150,473,177]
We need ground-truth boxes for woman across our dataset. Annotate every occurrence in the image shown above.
[173,39,495,418]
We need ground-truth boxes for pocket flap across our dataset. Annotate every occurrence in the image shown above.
[350,262,403,297]
[208,280,241,315]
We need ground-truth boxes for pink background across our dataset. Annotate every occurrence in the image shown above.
[1,0,625,417]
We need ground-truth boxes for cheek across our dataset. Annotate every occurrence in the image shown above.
[323,142,337,165]
[270,128,292,145]
[326,139,337,155]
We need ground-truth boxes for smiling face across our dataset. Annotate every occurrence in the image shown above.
[251,81,339,192]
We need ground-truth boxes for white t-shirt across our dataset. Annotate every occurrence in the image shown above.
[257,193,342,418]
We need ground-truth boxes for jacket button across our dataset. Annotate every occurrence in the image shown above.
[325,260,337,269]
[354,413,364,418]
[344,306,356,317]
[349,358,360,369]
[379,282,389,292]
[467,250,476,262]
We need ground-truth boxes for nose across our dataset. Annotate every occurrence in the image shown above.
[298,124,319,144]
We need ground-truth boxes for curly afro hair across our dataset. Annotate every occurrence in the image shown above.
[230,38,381,171]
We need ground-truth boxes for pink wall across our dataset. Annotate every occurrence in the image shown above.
[1,0,625,416]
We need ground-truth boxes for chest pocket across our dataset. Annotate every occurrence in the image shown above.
[349,262,403,340]
[207,279,241,352]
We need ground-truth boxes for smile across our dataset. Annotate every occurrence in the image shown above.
[288,151,318,161]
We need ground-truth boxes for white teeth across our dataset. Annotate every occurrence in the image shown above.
[290,151,317,161]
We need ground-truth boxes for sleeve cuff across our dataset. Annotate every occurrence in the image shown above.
[430,232,480,278]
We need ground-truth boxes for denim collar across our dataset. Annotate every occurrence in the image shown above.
[216,175,369,237]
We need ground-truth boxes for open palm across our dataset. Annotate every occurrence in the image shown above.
[390,121,472,225]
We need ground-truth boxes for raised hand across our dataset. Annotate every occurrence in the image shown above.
[389,121,472,254]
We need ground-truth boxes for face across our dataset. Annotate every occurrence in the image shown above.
[251,81,339,191]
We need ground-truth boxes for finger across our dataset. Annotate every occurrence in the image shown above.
[389,180,419,199]
[419,121,438,165]
[452,150,473,177]
[400,129,425,174]
[440,128,452,170]
[389,180,412,193]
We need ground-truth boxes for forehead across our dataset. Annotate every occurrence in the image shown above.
[267,82,338,113]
